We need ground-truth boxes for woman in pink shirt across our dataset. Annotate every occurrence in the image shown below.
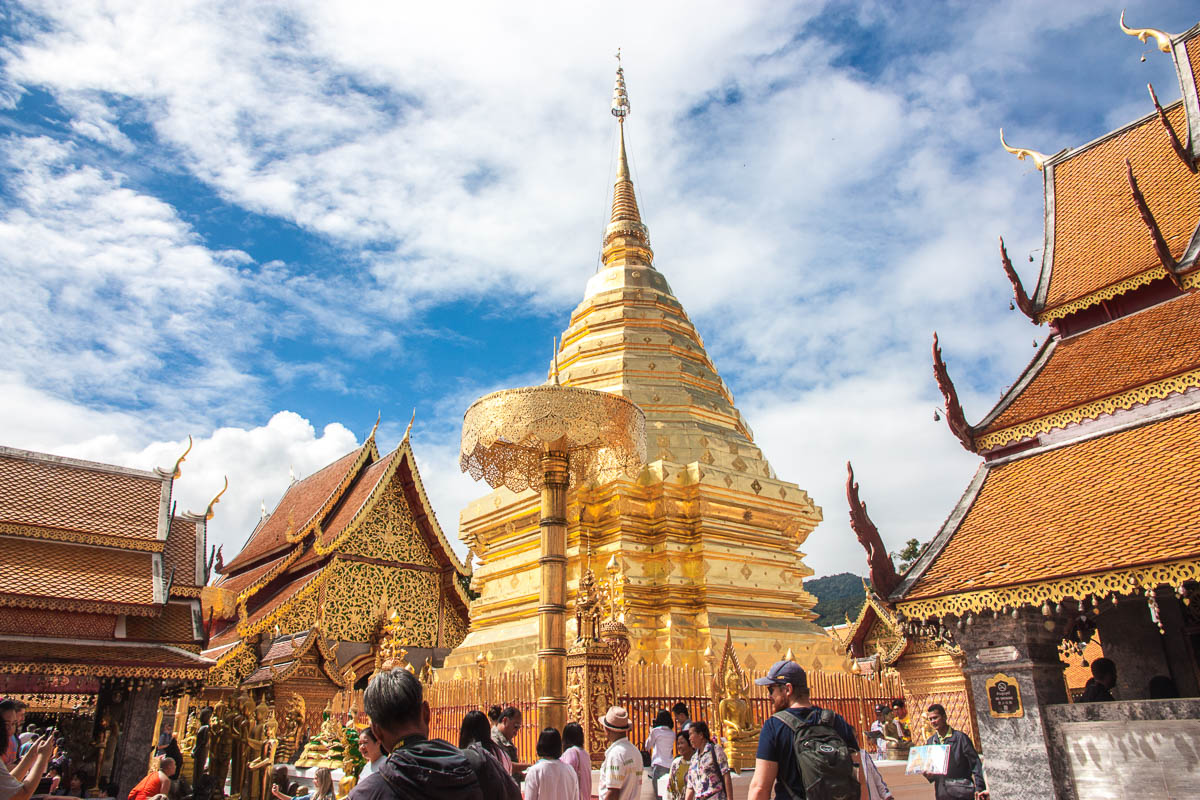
[559,722,592,800]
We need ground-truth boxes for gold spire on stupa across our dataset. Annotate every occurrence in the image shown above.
[603,53,653,269]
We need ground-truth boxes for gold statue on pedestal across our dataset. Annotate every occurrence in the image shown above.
[566,555,618,765]
[276,694,306,764]
[244,704,277,800]
[714,629,759,771]
[294,704,346,769]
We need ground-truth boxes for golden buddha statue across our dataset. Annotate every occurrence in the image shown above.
[241,702,274,800]
[718,666,760,769]
[277,694,306,763]
[294,705,346,769]
[245,708,278,800]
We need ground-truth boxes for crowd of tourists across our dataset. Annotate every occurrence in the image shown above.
[339,658,991,800]
[2,661,994,800]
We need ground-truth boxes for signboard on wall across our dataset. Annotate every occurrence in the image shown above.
[985,672,1023,718]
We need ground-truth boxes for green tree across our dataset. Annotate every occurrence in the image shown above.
[804,572,868,627]
[892,538,927,573]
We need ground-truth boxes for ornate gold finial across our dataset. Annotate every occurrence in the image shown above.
[602,54,653,269]
[368,411,381,441]
[999,129,1050,171]
[403,408,416,441]
[1120,10,1173,53]
[169,435,192,480]
[612,49,629,120]
[203,476,228,521]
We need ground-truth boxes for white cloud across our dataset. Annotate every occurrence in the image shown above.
[2,0,1195,581]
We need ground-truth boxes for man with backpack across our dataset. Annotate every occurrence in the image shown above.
[349,668,518,800]
[747,660,860,800]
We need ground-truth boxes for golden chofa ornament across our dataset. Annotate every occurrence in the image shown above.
[999,129,1050,171]
[1119,10,1173,53]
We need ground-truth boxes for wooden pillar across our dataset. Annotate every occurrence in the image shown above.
[115,683,163,800]
[538,448,569,734]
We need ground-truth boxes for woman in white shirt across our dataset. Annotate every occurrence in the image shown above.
[644,710,676,800]
[523,727,579,800]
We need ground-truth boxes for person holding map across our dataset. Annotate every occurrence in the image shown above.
[923,705,987,800]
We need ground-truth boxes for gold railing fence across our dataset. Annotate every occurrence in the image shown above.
[426,670,538,760]
[426,664,905,763]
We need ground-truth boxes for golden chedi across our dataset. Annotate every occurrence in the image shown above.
[445,60,848,674]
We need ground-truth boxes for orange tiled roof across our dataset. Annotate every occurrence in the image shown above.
[0,637,210,678]
[316,451,395,549]
[981,291,1200,434]
[124,601,197,645]
[165,516,199,588]
[0,607,116,639]
[0,448,164,543]
[0,537,159,615]
[906,410,1200,600]
[1042,100,1200,313]
[221,446,366,573]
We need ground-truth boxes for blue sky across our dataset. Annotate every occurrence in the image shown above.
[1,0,1196,577]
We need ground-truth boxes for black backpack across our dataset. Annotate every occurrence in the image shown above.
[772,708,860,800]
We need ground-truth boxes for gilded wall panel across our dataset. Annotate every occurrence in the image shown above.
[322,562,439,645]
[340,479,437,566]
[442,598,469,649]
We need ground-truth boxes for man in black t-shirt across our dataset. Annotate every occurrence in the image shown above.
[746,660,859,800]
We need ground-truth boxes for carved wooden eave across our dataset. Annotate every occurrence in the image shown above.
[931,333,976,452]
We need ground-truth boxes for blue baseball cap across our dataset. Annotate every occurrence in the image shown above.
[753,660,808,689]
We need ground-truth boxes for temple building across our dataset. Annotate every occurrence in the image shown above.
[445,62,849,674]
[0,444,212,800]
[202,422,470,733]
[882,16,1200,800]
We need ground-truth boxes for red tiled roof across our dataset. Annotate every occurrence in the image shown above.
[1043,100,1200,313]
[981,291,1200,434]
[906,410,1200,600]
[221,447,365,573]
[0,637,211,678]
[262,631,309,662]
[0,448,164,542]
[0,538,158,614]
[317,452,395,549]
[209,570,320,648]
[214,552,289,597]
[243,661,294,686]
[165,516,199,588]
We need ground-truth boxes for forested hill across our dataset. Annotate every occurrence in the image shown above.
[804,572,869,627]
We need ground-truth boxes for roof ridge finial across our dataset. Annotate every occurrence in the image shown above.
[403,407,416,441]
[551,337,561,385]
[602,52,653,270]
